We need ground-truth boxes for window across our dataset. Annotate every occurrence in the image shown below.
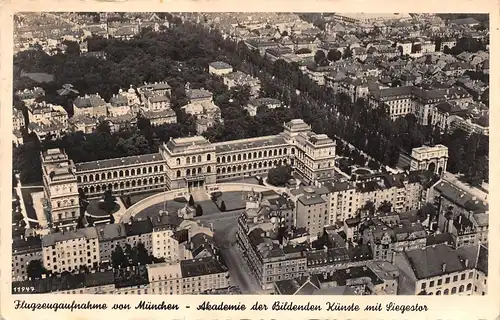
[429,281,434,288]
[461,274,466,281]
[453,275,458,282]
[445,277,450,284]
[437,279,442,286]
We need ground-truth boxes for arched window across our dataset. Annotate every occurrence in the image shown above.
[176,158,181,165]
[192,156,196,163]
[197,167,202,174]
[77,176,82,183]
[243,154,247,160]
[89,175,94,182]
[107,172,112,179]
[253,152,257,158]
[291,148,295,154]
[125,181,130,188]
[217,168,220,174]
[222,156,226,163]
[466,283,472,291]
[95,174,100,181]
[232,155,236,162]
[232,166,236,172]
[154,177,159,183]
[217,157,220,164]
[258,151,262,158]
[263,161,268,168]
[159,165,164,171]
[125,170,129,177]
[243,164,247,170]
[222,168,226,174]
[284,148,288,154]
[96,185,101,192]
[119,182,124,189]
[83,176,88,183]
[263,151,267,157]
[101,173,106,180]
[186,169,191,176]
[238,154,241,161]
[57,201,61,208]
[142,168,147,174]
[119,171,124,177]
[253,163,257,169]
[436,290,441,295]
[459,285,464,293]
[207,166,211,173]
[154,166,158,173]
[451,287,457,294]
[274,149,277,156]
[207,154,211,161]
[237,165,242,171]
[197,155,202,162]
[227,167,232,173]
[176,170,181,178]
[131,181,136,187]
[258,162,262,168]
[148,167,152,173]
[279,149,282,155]
[187,157,191,164]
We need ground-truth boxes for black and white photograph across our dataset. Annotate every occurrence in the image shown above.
[10,11,490,298]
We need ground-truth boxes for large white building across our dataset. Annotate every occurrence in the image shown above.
[73,119,336,198]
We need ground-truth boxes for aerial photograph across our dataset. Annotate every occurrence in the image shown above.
[11,12,489,295]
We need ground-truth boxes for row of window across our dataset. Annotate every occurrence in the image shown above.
[216,148,293,163]
[82,176,165,194]
[78,165,164,183]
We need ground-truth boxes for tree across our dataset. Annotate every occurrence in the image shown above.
[111,245,127,268]
[220,201,227,212]
[195,204,203,217]
[417,202,437,222]
[136,242,150,265]
[267,165,293,186]
[378,200,393,213]
[327,49,342,62]
[100,189,117,214]
[362,200,376,217]
[188,194,195,206]
[314,50,327,66]
[27,259,47,279]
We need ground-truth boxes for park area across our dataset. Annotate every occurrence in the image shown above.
[212,191,249,211]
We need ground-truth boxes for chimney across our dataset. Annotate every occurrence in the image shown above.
[441,263,446,272]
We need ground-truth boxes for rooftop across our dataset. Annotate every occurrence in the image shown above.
[42,227,98,247]
[75,153,163,172]
[405,244,469,279]
[180,257,228,278]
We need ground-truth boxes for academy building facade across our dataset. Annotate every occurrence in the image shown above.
[62,119,336,198]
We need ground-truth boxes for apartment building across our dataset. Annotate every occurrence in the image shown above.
[147,261,183,294]
[41,227,100,273]
[395,243,488,296]
[12,236,43,281]
[151,213,184,262]
[41,149,80,229]
[208,61,233,76]
[124,218,153,253]
[180,257,230,294]
[96,223,127,264]
[73,94,108,118]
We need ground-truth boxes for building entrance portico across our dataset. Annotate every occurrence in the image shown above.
[188,180,205,189]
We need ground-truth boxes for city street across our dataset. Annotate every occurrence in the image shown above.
[212,214,265,294]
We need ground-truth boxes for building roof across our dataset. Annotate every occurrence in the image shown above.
[317,265,383,286]
[42,227,98,247]
[274,275,321,295]
[180,257,228,278]
[405,244,469,279]
[213,134,287,153]
[73,94,106,108]
[75,153,163,172]
[125,219,153,237]
[12,236,42,254]
[96,223,127,242]
[209,61,233,70]
[434,181,488,213]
